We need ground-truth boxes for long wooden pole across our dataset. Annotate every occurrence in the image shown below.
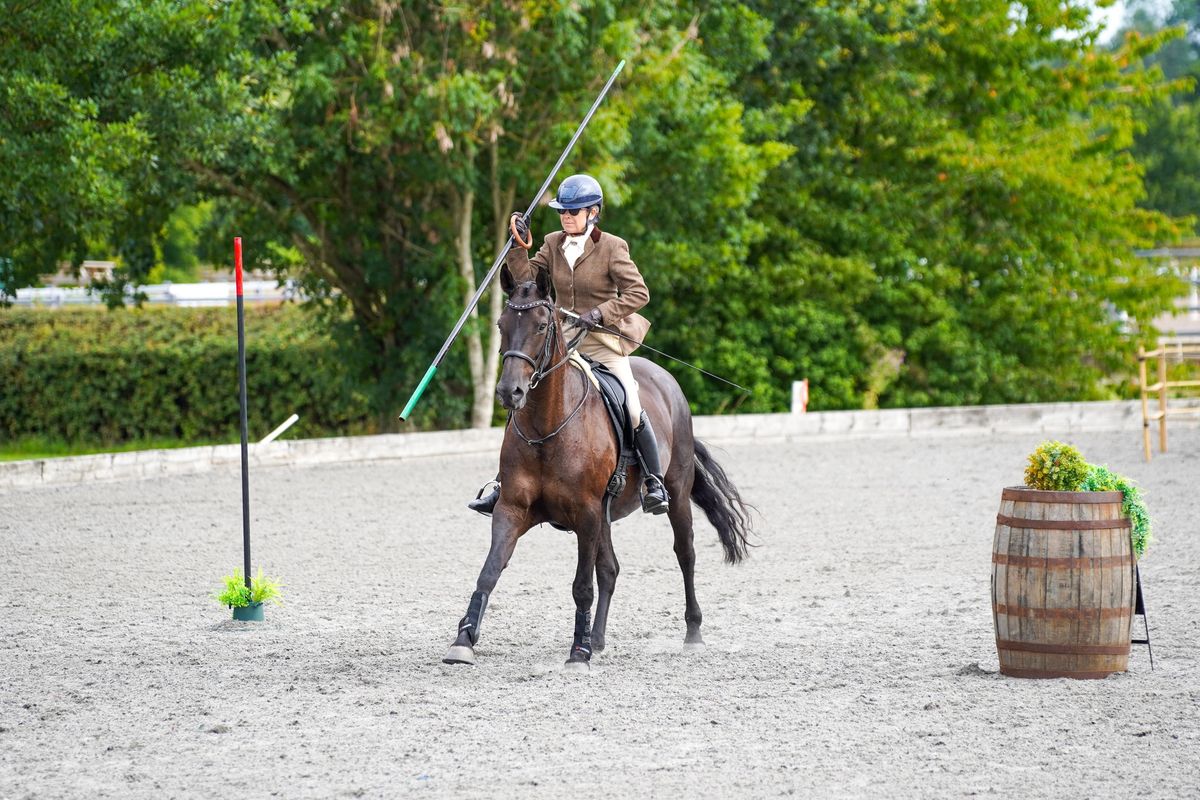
[398,60,627,421]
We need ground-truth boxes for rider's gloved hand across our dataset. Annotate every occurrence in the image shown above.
[510,212,531,248]
[577,307,603,331]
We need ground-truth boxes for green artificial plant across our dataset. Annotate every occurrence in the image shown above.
[1022,441,1152,558]
[1080,465,1152,559]
[1023,441,1091,492]
[215,568,283,608]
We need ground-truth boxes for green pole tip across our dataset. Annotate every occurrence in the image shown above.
[399,364,438,420]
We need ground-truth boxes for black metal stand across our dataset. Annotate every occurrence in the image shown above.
[1132,565,1154,670]
[235,238,251,593]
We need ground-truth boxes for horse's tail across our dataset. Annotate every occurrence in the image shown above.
[689,439,754,564]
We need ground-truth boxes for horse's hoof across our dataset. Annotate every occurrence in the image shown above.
[442,645,477,665]
[563,659,590,673]
[681,640,706,654]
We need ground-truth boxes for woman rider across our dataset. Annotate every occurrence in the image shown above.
[469,173,670,516]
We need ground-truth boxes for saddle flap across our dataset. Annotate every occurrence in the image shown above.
[572,353,637,506]
[584,359,637,446]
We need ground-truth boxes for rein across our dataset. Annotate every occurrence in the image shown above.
[509,367,590,446]
[502,298,589,446]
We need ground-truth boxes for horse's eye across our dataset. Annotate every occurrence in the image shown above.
[538,323,547,333]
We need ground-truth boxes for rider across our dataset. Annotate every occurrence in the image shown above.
[469,173,670,516]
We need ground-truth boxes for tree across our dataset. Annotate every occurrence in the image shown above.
[3,0,786,424]
[3,0,1188,427]
[1118,1,1200,222]
[155,1,787,427]
[0,0,241,302]
[732,0,1188,407]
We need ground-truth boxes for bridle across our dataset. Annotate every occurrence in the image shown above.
[501,296,589,445]
[501,298,573,389]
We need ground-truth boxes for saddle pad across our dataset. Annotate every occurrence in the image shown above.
[568,351,602,391]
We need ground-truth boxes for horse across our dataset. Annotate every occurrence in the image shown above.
[443,265,754,669]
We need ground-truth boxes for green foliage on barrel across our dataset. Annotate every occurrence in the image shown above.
[1023,441,1091,492]
[1022,440,1152,558]
[1080,466,1152,559]
[0,306,374,445]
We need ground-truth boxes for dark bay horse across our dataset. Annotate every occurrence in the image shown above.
[443,267,753,669]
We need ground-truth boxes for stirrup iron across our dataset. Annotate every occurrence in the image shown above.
[468,480,500,516]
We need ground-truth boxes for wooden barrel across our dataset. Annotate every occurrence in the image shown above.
[992,486,1136,679]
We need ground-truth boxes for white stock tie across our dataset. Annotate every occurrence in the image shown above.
[563,234,588,270]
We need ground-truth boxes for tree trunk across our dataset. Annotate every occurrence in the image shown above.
[453,188,494,429]
[488,143,515,427]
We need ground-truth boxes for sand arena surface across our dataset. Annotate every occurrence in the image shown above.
[1,427,1198,799]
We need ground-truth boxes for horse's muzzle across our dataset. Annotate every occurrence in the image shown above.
[496,381,527,411]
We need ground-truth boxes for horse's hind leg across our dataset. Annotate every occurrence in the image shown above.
[668,501,704,647]
[592,522,619,653]
[443,503,531,665]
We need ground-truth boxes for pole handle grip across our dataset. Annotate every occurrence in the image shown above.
[399,364,438,420]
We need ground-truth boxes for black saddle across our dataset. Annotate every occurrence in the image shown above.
[580,355,637,507]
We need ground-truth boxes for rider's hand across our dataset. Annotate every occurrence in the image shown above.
[510,213,531,248]
[577,307,603,331]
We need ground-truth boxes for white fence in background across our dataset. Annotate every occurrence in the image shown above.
[6,399,1199,489]
[12,280,300,308]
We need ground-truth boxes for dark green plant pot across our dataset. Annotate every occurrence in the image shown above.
[231,602,264,622]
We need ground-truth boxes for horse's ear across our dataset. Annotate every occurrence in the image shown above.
[500,264,515,296]
[535,266,550,299]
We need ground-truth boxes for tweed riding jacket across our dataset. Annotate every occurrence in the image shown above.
[505,226,650,356]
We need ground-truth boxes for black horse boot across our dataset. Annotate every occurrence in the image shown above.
[633,411,670,515]
[468,478,500,516]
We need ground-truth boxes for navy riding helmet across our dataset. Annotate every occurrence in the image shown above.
[548,174,603,212]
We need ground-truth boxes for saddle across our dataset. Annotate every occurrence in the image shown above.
[573,354,638,503]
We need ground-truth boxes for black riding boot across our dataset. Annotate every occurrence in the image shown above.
[468,477,500,516]
[634,411,670,515]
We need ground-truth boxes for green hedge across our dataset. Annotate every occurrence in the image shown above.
[0,305,373,445]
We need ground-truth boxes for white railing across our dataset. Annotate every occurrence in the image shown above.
[11,280,300,308]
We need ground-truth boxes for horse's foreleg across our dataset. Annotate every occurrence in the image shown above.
[565,523,600,670]
[592,523,619,653]
[669,501,704,647]
[443,504,531,665]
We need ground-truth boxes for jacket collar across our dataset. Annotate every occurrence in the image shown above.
[556,226,601,268]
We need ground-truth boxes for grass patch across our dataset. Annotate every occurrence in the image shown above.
[0,436,233,462]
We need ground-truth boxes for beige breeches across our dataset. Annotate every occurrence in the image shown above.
[575,332,642,421]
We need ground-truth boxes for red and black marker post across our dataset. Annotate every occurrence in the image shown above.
[234,238,252,593]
